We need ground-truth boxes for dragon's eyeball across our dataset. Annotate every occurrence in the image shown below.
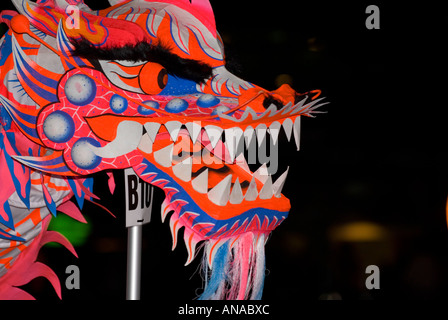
[139,62,168,95]
[64,74,97,106]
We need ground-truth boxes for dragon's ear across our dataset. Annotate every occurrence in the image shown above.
[12,0,93,14]
[108,0,128,6]
[64,12,150,48]
[11,0,148,48]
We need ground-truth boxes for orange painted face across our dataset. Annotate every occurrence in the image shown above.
[1,0,326,265]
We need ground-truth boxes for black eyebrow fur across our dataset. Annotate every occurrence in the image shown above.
[70,38,213,83]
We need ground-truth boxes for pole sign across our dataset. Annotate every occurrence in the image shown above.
[124,168,153,227]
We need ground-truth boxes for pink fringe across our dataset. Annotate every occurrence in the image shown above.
[200,232,266,300]
[0,216,77,300]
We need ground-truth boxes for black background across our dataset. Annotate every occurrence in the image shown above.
[0,0,446,310]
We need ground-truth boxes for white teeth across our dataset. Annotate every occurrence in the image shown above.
[282,118,293,141]
[224,127,244,163]
[143,122,161,142]
[185,121,202,144]
[259,175,274,199]
[245,176,258,201]
[253,163,269,184]
[153,143,173,168]
[229,177,244,204]
[191,168,208,194]
[273,166,289,198]
[137,133,153,153]
[207,174,232,206]
[293,116,301,151]
[172,156,192,182]
[256,123,267,147]
[269,121,281,145]
[235,153,251,173]
[90,121,142,158]
[165,121,182,142]
[243,125,255,148]
[205,125,223,149]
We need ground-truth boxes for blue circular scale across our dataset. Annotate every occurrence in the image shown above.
[165,98,189,113]
[71,137,102,170]
[43,110,75,143]
[138,100,160,115]
[64,74,97,106]
[110,94,128,113]
[211,105,231,116]
[197,94,220,108]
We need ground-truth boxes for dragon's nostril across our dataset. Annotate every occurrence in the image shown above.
[262,95,284,110]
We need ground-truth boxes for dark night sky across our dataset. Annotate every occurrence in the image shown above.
[0,0,446,309]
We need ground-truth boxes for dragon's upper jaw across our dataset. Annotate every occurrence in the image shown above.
[86,117,293,212]
[82,90,326,246]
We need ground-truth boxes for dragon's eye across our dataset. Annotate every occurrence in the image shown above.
[139,62,168,95]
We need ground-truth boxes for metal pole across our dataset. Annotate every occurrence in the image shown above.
[126,225,142,300]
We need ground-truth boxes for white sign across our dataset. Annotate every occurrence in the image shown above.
[124,168,153,227]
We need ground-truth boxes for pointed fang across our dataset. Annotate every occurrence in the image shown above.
[293,116,301,151]
[245,176,258,201]
[229,177,244,204]
[153,143,173,167]
[143,122,161,142]
[273,167,289,198]
[253,163,269,184]
[191,168,208,194]
[259,175,274,199]
[205,125,223,149]
[207,174,232,206]
[185,121,202,144]
[165,121,182,142]
[172,156,192,182]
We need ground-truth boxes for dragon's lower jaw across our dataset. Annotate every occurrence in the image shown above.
[134,142,286,300]
[133,130,290,266]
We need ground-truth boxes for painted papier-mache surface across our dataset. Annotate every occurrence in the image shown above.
[0,0,326,299]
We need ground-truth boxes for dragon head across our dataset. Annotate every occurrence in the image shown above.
[0,0,326,299]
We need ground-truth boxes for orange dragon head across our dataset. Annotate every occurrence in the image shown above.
[0,0,326,299]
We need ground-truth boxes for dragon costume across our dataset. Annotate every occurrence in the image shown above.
[0,0,326,299]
